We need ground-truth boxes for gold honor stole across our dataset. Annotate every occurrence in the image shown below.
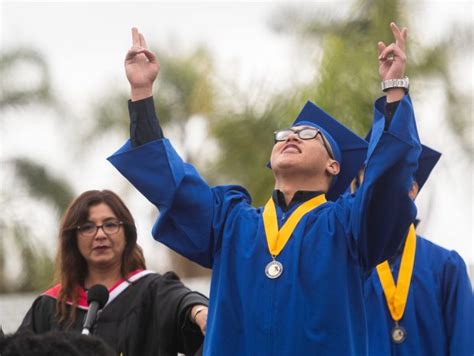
[376,224,416,343]
[262,194,327,278]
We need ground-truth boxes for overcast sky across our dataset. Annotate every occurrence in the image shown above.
[1,1,472,270]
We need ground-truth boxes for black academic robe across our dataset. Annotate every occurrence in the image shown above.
[19,270,207,356]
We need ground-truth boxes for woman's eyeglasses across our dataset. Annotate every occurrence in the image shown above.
[76,220,123,237]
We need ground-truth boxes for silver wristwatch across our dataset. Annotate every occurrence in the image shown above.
[381,76,409,92]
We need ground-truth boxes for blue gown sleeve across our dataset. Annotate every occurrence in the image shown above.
[339,95,421,269]
[108,139,251,268]
[441,251,474,355]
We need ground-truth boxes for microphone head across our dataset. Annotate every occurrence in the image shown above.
[87,284,109,309]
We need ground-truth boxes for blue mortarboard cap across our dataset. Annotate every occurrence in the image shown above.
[365,129,441,193]
[291,101,368,201]
[415,144,441,192]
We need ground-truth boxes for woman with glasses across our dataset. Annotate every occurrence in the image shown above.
[18,189,208,356]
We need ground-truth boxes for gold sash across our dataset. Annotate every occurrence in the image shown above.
[263,194,327,257]
[376,224,416,321]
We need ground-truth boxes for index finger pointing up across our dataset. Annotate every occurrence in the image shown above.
[390,22,405,51]
[132,27,140,46]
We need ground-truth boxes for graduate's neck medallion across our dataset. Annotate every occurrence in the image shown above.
[262,194,326,279]
[391,321,407,344]
[376,224,416,344]
[265,258,283,279]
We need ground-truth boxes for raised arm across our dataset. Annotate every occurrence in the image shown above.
[109,29,251,268]
[347,23,421,270]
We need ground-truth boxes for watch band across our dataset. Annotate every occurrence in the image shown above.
[381,76,409,92]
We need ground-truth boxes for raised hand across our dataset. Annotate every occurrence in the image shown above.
[125,27,160,101]
[378,22,407,81]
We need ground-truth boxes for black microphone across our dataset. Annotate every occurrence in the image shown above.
[81,284,109,335]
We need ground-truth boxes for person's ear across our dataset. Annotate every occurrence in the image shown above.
[327,159,340,177]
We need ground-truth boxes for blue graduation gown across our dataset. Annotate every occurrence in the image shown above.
[108,95,421,355]
[365,236,474,355]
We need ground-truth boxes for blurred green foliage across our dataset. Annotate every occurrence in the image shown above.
[212,0,472,205]
[0,49,74,293]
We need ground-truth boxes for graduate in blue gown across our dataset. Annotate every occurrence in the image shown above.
[359,145,474,355]
[108,23,421,355]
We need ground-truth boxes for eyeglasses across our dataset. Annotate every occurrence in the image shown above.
[273,127,335,159]
[77,220,124,237]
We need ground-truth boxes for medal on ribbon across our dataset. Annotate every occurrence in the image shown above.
[376,224,416,344]
[262,194,326,279]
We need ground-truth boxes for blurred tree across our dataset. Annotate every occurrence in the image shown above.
[0,48,55,109]
[91,47,214,156]
[210,0,472,207]
[0,48,75,293]
[209,93,298,206]
[91,47,215,278]
[12,158,74,214]
[271,0,472,152]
